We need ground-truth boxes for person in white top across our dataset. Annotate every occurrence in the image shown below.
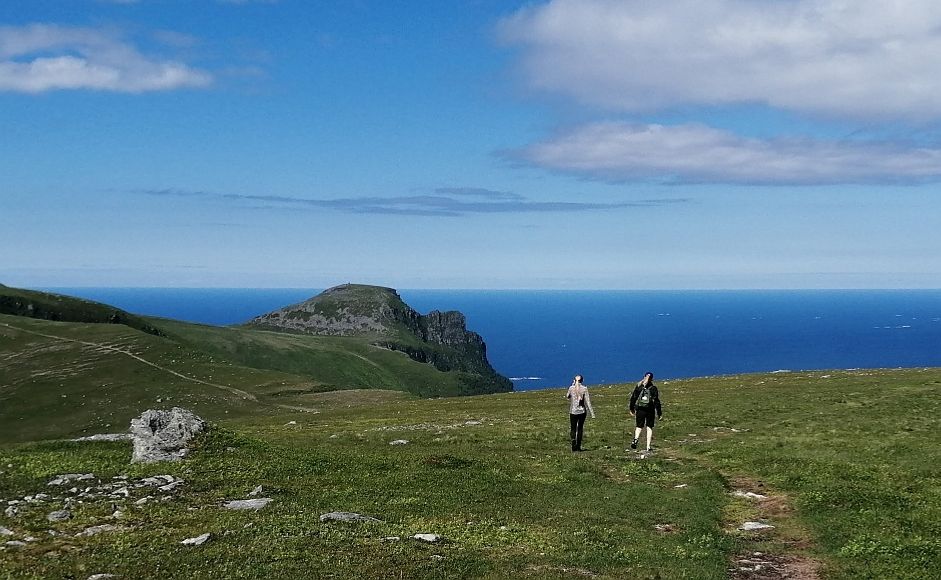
[566,375,596,452]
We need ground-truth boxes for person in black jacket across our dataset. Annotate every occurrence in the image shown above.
[629,371,662,452]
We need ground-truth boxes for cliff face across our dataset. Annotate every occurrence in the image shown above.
[248,284,512,394]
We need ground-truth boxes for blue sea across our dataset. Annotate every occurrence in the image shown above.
[47,288,941,390]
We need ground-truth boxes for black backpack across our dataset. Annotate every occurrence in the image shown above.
[636,384,652,408]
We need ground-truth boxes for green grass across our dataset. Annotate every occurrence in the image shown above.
[2,368,940,578]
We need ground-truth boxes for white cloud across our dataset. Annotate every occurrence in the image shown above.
[0,24,211,93]
[516,122,941,185]
[500,0,941,120]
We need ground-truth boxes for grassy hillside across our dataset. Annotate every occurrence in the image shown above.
[0,286,162,336]
[1,368,939,578]
[0,308,501,443]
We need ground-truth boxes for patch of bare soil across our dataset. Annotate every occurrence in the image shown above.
[729,552,821,580]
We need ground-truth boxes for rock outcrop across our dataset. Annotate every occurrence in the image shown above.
[248,284,512,394]
[130,408,205,464]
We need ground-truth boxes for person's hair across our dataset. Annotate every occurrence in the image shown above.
[644,372,654,380]
[574,375,584,383]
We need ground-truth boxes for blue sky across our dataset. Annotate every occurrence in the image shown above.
[2,0,940,289]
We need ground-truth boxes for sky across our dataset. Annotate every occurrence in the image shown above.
[2,0,940,289]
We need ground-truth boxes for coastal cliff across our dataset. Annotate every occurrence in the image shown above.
[248,284,512,394]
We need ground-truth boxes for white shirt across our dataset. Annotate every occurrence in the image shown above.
[566,384,595,418]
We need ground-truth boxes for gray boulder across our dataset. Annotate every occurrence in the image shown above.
[130,408,205,464]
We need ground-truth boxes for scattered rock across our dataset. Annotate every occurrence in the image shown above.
[389,439,409,446]
[248,485,263,497]
[158,481,184,493]
[319,511,380,523]
[222,498,273,511]
[87,575,117,580]
[5,506,18,517]
[674,484,688,489]
[130,407,206,464]
[412,533,443,543]
[181,532,211,546]
[430,554,445,560]
[47,474,95,486]
[47,510,72,522]
[76,524,118,537]
[134,497,151,506]
[4,540,26,548]
[0,526,13,536]
[381,536,401,541]
[654,524,675,533]
[464,420,482,426]
[738,521,774,531]
[285,421,297,426]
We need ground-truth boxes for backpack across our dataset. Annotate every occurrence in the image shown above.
[636,384,652,408]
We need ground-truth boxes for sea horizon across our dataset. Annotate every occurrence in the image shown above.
[37,287,941,391]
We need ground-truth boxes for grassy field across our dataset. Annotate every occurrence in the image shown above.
[2,366,939,578]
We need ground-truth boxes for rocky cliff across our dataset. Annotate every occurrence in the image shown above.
[248,284,512,393]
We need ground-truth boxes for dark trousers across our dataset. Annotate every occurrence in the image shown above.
[569,413,587,451]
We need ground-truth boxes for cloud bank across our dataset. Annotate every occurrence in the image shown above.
[0,24,212,93]
[141,187,686,217]
[500,0,941,120]
[516,123,941,185]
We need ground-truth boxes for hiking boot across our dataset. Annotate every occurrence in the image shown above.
[630,439,637,450]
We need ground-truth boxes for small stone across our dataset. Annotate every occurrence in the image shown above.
[732,491,767,500]
[5,506,17,517]
[158,481,184,493]
[319,511,380,523]
[329,434,339,439]
[389,439,409,446]
[87,575,117,580]
[285,421,297,426]
[222,498,273,511]
[248,485,263,496]
[47,474,95,486]
[5,540,26,548]
[381,536,400,541]
[181,532,211,546]
[111,487,130,498]
[430,554,445,560]
[674,484,688,488]
[24,536,38,542]
[47,510,72,522]
[738,521,774,531]
[0,527,13,536]
[134,497,151,506]
[412,533,443,543]
[464,420,482,426]
[76,524,118,537]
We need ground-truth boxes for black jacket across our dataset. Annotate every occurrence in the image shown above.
[629,382,662,417]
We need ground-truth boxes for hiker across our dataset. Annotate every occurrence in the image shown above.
[566,374,595,452]
[629,371,662,452]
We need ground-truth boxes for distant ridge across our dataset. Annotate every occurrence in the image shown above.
[249,283,512,394]
[0,285,162,336]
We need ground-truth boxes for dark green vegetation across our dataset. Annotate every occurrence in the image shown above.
[0,286,162,336]
[2,367,940,578]
[0,285,511,443]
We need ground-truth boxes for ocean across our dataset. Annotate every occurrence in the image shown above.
[47,288,941,391]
